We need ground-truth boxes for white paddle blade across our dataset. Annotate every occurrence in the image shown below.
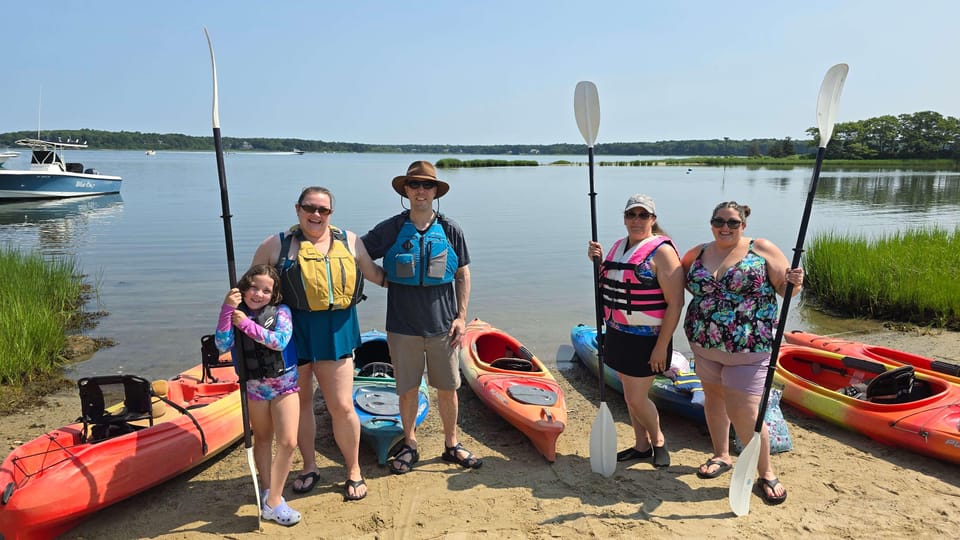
[816,63,849,148]
[729,431,761,516]
[246,447,263,528]
[574,81,600,147]
[203,27,221,129]
[589,402,617,477]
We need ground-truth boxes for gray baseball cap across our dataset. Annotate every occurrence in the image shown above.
[625,194,656,214]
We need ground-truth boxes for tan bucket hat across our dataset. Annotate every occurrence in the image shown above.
[391,160,450,198]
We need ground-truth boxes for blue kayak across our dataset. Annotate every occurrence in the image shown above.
[353,330,430,465]
[570,324,705,425]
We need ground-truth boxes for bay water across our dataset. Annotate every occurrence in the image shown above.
[2,151,958,380]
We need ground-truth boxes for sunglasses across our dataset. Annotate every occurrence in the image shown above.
[406,180,437,190]
[710,217,743,228]
[299,203,332,215]
[624,211,655,220]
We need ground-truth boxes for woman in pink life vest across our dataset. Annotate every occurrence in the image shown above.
[586,194,685,468]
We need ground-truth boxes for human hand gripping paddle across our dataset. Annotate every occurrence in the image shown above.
[203,27,262,530]
[574,81,617,477]
[728,63,849,516]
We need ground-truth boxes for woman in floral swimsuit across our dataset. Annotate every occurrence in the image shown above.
[681,201,804,506]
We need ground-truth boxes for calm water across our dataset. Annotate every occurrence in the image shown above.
[2,151,959,380]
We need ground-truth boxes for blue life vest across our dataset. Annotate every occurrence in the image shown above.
[384,216,458,286]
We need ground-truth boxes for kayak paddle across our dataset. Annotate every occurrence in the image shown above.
[203,27,263,530]
[729,63,848,516]
[574,81,616,478]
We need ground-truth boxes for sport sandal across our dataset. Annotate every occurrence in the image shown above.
[441,442,482,469]
[262,498,301,527]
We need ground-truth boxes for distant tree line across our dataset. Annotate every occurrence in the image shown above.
[808,111,960,159]
[1,111,956,160]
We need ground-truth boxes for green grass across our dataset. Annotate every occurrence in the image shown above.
[803,227,960,329]
[435,158,539,168]
[0,245,86,384]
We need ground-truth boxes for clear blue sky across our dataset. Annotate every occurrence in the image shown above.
[4,1,957,145]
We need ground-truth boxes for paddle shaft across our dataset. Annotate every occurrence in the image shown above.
[752,144,825,430]
[587,146,607,404]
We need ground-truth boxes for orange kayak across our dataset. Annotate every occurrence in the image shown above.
[785,329,960,386]
[775,345,960,464]
[459,319,567,462]
[0,359,243,540]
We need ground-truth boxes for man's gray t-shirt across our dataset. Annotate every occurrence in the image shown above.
[362,212,470,337]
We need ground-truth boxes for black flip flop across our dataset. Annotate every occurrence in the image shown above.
[344,478,367,501]
[696,458,732,479]
[758,477,787,505]
[291,470,320,494]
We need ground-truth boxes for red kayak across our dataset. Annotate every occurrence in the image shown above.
[775,345,960,464]
[785,329,960,386]
[0,352,243,540]
[459,319,567,462]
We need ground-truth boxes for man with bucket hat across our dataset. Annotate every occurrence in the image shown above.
[362,160,482,474]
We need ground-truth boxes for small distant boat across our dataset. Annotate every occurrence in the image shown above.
[460,319,567,461]
[292,148,305,155]
[353,330,429,465]
[0,139,121,199]
[144,150,156,156]
[0,151,19,167]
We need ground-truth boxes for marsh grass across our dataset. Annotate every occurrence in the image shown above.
[804,227,960,329]
[435,158,539,168]
[0,245,85,384]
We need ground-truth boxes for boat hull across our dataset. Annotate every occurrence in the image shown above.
[353,330,429,465]
[570,324,706,425]
[775,345,960,464]
[785,330,960,386]
[0,362,243,540]
[0,171,122,199]
[459,319,566,462]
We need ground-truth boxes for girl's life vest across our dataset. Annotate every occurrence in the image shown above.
[234,304,291,379]
[384,214,459,286]
[600,235,677,327]
[277,225,365,311]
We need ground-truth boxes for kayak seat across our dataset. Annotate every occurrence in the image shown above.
[200,334,233,383]
[78,375,155,443]
[490,357,535,372]
[357,362,395,379]
[865,365,931,404]
[355,338,391,370]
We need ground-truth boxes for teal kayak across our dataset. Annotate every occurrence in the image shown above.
[353,330,429,465]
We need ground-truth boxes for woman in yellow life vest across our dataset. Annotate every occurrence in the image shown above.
[251,186,387,502]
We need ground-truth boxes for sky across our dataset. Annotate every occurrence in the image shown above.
[3,1,957,145]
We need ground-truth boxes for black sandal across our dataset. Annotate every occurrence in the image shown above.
[441,442,482,469]
[344,478,367,501]
[390,444,419,475]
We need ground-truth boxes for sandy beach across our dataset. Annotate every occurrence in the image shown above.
[4,325,959,539]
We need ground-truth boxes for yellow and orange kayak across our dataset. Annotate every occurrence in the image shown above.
[775,345,960,464]
[459,319,566,462]
[0,360,243,540]
[785,329,960,386]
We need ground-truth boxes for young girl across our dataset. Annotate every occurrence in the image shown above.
[215,264,301,526]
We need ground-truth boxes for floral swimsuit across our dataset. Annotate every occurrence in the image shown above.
[683,240,779,353]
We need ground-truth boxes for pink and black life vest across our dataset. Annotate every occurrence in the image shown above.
[600,235,677,327]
